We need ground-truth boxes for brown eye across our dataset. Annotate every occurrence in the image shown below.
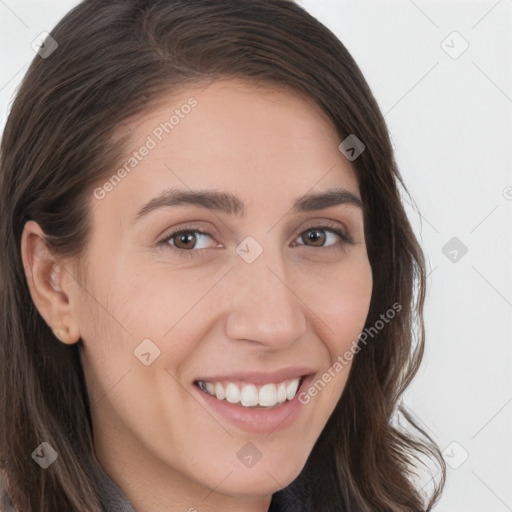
[301,229,326,247]
[159,229,216,252]
[173,231,197,250]
[296,226,352,248]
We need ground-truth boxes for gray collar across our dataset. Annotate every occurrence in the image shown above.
[92,463,138,512]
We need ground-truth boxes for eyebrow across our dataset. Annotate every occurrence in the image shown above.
[134,187,363,222]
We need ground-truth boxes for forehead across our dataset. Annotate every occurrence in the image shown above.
[96,78,359,214]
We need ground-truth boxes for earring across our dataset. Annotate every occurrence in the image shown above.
[54,326,69,342]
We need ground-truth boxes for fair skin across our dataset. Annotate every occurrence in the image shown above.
[21,79,373,512]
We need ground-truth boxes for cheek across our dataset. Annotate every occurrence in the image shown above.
[75,289,135,407]
[76,254,223,381]
[309,256,373,356]
[294,259,372,426]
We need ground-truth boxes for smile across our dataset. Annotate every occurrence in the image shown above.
[195,377,303,409]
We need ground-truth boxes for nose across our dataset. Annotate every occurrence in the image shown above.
[224,245,307,349]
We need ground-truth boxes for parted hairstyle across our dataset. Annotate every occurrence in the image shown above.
[0,0,445,510]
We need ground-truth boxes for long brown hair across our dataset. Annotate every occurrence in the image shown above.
[0,0,445,510]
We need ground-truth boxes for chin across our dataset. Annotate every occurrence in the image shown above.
[210,451,309,497]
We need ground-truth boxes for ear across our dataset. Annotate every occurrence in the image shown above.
[20,220,81,345]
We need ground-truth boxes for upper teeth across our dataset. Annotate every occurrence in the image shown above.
[197,378,301,408]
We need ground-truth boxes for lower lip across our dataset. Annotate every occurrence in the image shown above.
[193,375,314,435]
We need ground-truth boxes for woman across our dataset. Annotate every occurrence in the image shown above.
[0,0,445,510]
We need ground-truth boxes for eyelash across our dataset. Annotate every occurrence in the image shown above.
[157,222,354,258]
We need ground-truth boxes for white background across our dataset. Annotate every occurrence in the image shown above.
[1,1,511,511]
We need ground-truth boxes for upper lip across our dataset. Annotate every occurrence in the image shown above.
[194,366,316,385]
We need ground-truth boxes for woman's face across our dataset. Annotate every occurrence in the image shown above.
[72,79,373,508]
